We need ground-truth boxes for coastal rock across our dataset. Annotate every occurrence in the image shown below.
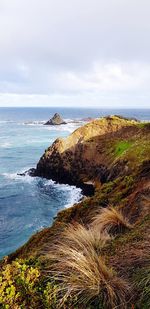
[35,115,142,191]
[44,113,66,125]
[18,168,36,177]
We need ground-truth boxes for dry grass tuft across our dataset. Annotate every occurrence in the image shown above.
[62,223,110,253]
[46,222,130,308]
[91,206,132,236]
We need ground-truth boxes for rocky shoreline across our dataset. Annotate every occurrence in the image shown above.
[27,115,141,192]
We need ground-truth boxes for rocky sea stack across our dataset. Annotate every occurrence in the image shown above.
[1,115,150,309]
[44,113,66,125]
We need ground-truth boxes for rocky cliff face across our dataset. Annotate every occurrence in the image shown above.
[35,116,146,191]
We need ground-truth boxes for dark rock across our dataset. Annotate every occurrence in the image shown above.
[44,113,66,125]
[18,168,36,177]
[139,160,150,178]
[81,181,95,196]
[95,165,109,183]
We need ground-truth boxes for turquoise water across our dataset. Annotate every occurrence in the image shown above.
[0,107,149,259]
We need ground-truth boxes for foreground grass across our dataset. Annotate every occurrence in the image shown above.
[45,207,132,309]
[0,207,132,309]
[0,199,149,308]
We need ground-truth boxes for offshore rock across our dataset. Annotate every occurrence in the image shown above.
[44,113,66,125]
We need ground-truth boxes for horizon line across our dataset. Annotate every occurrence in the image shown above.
[0,106,150,109]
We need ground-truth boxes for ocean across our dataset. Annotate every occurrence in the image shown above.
[0,107,150,259]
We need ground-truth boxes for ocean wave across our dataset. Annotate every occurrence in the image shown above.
[23,118,84,125]
[26,138,54,145]
[44,180,83,207]
[0,120,45,125]
[34,175,83,207]
[0,142,12,148]
[1,169,83,208]
[19,120,83,134]
[22,120,46,126]
[0,119,86,135]
[1,172,35,183]
[65,187,83,208]
[0,120,15,124]
[43,122,84,133]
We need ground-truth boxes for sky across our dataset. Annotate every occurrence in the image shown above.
[0,0,150,108]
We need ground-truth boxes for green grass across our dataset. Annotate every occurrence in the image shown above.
[115,141,133,157]
[136,122,150,128]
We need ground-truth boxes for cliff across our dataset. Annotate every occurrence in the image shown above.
[0,116,150,309]
[35,115,148,190]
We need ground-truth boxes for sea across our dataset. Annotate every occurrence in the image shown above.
[0,107,150,259]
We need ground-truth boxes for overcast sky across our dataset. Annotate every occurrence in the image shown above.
[0,0,150,108]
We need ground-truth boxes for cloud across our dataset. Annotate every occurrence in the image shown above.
[0,0,150,107]
[53,62,150,93]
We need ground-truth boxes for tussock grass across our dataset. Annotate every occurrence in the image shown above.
[91,206,132,236]
[62,223,110,253]
[138,266,150,308]
[47,222,130,308]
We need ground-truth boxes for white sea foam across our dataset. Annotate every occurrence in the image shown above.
[1,169,83,208]
[65,186,83,208]
[0,118,86,137]
[22,120,46,126]
[0,142,12,148]
[0,120,15,124]
[1,172,34,183]
[41,179,83,207]
[43,122,84,133]
[1,172,18,180]
[26,138,54,145]
[1,167,35,183]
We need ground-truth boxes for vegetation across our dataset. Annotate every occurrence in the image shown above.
[114,141,133,157]
[0,259,40,308]
[135,266,150,309]
[61,222,110,253]
[91,206,132,235]
[46,217,131,309]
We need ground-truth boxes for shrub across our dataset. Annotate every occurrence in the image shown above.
[0,259,40,308]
